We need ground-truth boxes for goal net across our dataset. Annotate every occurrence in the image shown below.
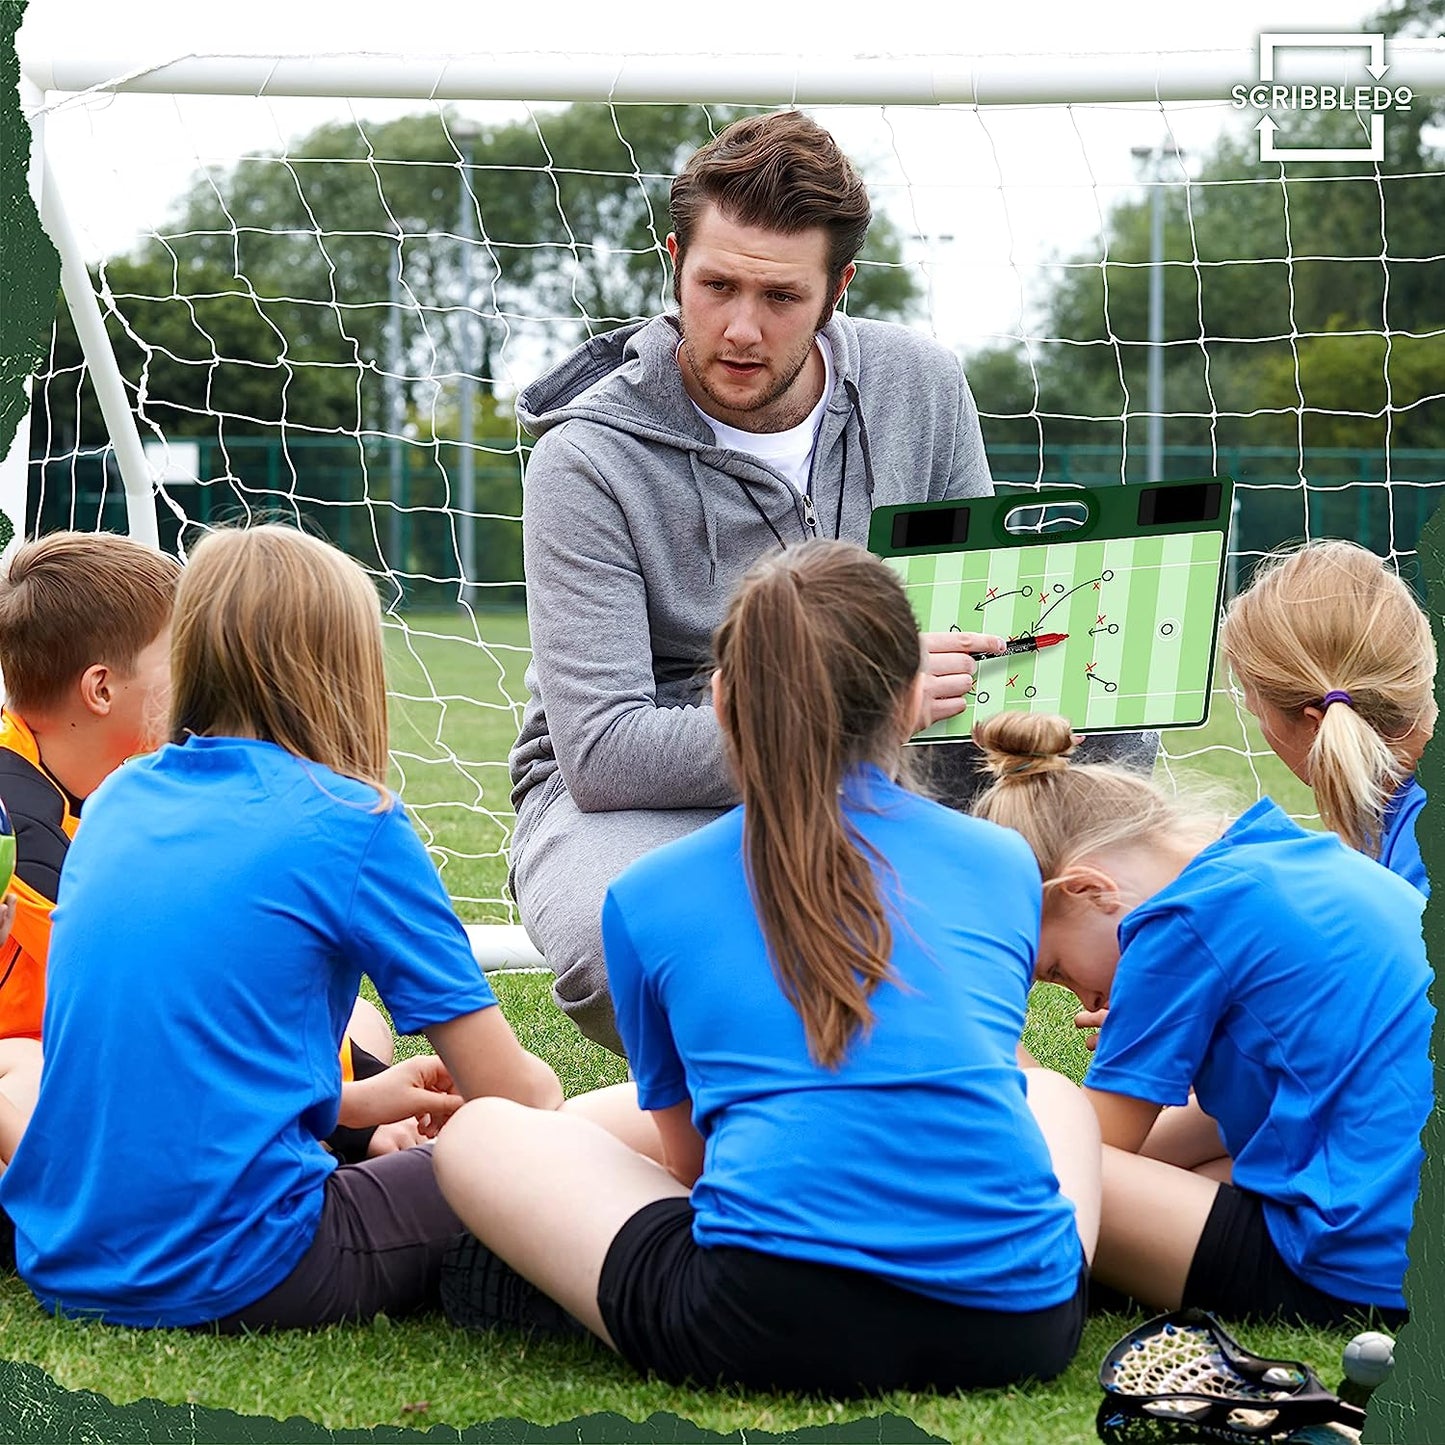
[16,44,1445,936]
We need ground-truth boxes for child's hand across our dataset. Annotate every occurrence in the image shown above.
[1074,1006,1108,1051]
[338,1053,465,1131]
[0,894,15,949]
[366,1118,426,1156]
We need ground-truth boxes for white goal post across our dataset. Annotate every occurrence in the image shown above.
[13,40,1445,969]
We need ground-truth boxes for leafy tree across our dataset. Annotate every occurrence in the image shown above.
[37,102,921,454]
[969,0,1445,490]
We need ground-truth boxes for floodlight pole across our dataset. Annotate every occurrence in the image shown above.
[454,118,482,610]
[1131,139,1185,487]
[386,233,406,574]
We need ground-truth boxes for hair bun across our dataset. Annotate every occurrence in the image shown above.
[971,712,1079,781]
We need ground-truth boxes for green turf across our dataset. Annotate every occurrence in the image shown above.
[0,614,1351,1439]
[0,973,1363,1442]
[383,609,532,921]
[383,610,1320,924]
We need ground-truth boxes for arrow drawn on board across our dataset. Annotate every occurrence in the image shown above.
[973,584,1034,612]
[1030,574,1108,631]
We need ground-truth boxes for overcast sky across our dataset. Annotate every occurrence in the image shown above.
[15,0,1391,348]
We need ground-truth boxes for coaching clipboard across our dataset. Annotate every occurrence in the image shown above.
[869,478,1234,738]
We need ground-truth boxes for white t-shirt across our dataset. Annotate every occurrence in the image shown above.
[688,336,835,495]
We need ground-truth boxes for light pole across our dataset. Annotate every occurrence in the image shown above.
[385,220,420,578]
[1130,139,1185,485]
[453,116,483,609]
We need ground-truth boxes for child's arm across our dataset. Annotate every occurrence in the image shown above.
[652,1100,704,1188]
[426,1008,563,1111]
[336,1053,464,1134]
[1083,1087,1162,1153]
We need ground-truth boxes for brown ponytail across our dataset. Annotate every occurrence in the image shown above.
[713,540,921,1068]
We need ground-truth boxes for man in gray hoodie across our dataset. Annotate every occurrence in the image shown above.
[508,111,1151,1054]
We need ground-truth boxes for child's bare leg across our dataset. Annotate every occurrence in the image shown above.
[0,1038,43,1167]
[1094,1145,1219,1310]
[0,1039,42,1119]
[561,1082,666,1163]
[1141,1094,1233,1181]
[1022,1067,1101,1265]
[347,996,395,1065]
[433,1096,688,1345]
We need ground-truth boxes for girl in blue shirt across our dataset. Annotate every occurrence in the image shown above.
[433,539,1101,1396]
[972,710,1431,1327]
[1221,539,1434,895]
[0,526,561,1329]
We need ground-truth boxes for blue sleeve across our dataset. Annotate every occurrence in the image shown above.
[1382,794,1429,898]
[1085,911,1225,1108]
[345,802,497,1036]
[602,888,688,1112]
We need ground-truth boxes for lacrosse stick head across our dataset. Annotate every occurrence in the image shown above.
[1095,1309,1366,1444]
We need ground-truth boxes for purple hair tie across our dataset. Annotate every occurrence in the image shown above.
[1321,690,1353,710]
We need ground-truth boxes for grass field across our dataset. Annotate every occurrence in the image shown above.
[0,611,1349,1443]
[0,970,1362,1444]
[383,609,1318,923]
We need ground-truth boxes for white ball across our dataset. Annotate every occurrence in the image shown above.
[1342,1331,1396,1387]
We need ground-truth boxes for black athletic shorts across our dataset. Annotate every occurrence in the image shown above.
[1182,1182,1406,1330]
[597,1196,1087,1396]
[322,1041,390,1164]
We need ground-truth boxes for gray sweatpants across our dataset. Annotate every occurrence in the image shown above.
[510,772,725,1056]
[510,731,1160,1059]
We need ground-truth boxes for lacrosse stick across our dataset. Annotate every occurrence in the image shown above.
[1095,1310,1366,1444]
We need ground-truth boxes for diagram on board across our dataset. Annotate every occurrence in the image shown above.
[888,530,1225,737]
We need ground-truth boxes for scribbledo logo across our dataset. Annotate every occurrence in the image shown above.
[1231,33,1412,161]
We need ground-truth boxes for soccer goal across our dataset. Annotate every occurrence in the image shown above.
[13,40,1445,959]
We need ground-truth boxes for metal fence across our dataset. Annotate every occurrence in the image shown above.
[27,438,1445,604]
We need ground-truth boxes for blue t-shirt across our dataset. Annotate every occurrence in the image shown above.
[1379,776,1427,897]
[0,736,496,1327]
[1087,799,1432,1310]
[604,764,1083,1314]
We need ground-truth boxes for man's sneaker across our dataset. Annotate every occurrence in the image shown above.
[439,1231,588,1339]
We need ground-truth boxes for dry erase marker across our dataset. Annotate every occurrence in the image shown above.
[970,632,1068,661]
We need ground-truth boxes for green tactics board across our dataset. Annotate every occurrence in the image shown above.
[869,479,1233,738]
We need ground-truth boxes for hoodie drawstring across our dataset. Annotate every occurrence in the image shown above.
[689,453,723,586]
[827,380,877,542]
[698,380,877,584]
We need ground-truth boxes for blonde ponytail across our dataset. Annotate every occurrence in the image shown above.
[971,712,1212,885]
[1220,541,1435,855]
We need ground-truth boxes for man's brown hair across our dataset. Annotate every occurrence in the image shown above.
[0,531,180,714]
[670,110,872,307]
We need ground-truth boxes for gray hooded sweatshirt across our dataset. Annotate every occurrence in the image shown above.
[508,311,993,823]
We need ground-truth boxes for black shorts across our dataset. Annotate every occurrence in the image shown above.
[1182,1183,1406,1330]
[597,1196,1087,1396]
[322,1041,391,1164]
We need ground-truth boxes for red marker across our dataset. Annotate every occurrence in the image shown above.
[970,632,1069,661]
